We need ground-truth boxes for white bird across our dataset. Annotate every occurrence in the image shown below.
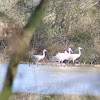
[50,48,72,64]
[63,48,73,64]
[31,49,46,66]
[65,48,73,60]
[68,47,82,66]
[50,51,66,63]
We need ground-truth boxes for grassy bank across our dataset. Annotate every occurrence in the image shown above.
[9,93,100,100]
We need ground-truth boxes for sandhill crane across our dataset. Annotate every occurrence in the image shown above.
[31,49,46,66]
[50,48,72,64]
[50,51,65,63]
[68,47,82,66]
[63,48,73,64]
[65,48,73,60]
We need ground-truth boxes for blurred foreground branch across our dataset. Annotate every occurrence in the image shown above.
[0,0,51,100]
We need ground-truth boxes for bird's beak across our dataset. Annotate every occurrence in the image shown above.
[44,49,47,51]
[79,47,82,49]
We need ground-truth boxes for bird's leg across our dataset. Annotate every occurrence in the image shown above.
[63,60,67,65]
[64,60,68,67]
[65,60,68,65]
[60,61,64,66]
[73,60,75,66]
[68,60,69,65]
[61,61,62,66]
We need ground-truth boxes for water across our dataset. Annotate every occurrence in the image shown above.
[0,63,8,91]
[0,63,100,95]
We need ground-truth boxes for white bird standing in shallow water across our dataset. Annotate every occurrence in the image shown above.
[31,49,46,66]
[50,48,72,65]
[68,47,82,66]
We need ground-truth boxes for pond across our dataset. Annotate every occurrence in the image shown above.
[0,63,100,95]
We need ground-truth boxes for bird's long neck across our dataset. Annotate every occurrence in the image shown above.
[68,50,71,54]
[79,48,81,55]
[64,51,68,55]
[43,51,46,57]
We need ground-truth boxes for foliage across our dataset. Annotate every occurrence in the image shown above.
[0,0,100,64]
[30,0,100,64]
